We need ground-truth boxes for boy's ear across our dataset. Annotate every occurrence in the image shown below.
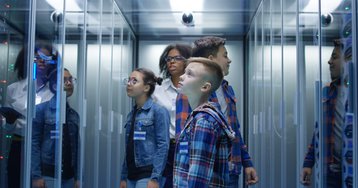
[201,82,212,93]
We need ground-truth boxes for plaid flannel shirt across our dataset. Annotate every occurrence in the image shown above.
[303,78,348,169]
[173,102,235,188]
[176,80,253,175]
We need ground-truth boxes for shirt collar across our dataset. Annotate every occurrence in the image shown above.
[163,78,178,92]
[136,97,154,111]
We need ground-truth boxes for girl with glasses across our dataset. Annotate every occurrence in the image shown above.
[120,68,170,188]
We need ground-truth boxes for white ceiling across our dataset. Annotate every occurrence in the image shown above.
[0,0,349,40]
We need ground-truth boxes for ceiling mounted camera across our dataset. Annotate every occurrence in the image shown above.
[50,10,63,24]
[321,13,333,27]
[182,12,194,27]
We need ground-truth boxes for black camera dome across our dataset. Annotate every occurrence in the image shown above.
[321,13,333,27]
[182,13,193,24]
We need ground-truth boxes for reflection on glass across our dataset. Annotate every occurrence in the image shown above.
[31,68,80,188]
[302,39,351,187]
[2,43,56,188]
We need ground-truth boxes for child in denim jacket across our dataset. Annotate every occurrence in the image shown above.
[120,68,170,188]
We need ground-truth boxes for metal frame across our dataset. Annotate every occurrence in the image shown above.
[23,0,37,186]
[352,0,357,187]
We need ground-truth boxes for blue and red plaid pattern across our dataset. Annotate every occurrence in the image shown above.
[176,80,253,175]
[173,102,234,187]
[303,79,348,169]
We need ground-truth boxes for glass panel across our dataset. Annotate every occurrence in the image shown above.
[32,0,67,187]
[98,0,113,186]
[272,0,283,187]
[263,0,273,186]
[63,0,86,187]
[84,0,101,187]
[283,0,298,187]
[255,6,264,187]
[247,11,258,187]
[0,1,31,186]
[320,0,354,187]
[112,5,125,188]
[298,0,320,187]
[247,15,255,187]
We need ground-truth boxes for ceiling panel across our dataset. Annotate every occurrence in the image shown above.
[1,0,347,40]
[116,0,262,38]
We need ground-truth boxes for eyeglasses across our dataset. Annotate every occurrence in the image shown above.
[64,77,77,84]
[34,50,57,64]
[124,78,139,85]
[165,56,186,63]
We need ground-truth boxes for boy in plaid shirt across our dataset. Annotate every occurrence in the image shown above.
[176,36,258,187]
[173,57,236,187]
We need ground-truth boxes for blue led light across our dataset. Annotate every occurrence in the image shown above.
[33,62,37,80]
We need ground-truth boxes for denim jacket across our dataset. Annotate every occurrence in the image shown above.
[121,98,170,181]
[32,96,80,180]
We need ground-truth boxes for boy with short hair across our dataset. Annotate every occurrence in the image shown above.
[173,57,235,187]
[176,36,258,187]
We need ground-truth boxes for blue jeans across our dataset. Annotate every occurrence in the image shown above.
[42,176,74,188]
[326,171,342,188]
[227,174,240,188]
[127,178,151,188]
[162,142,175,188]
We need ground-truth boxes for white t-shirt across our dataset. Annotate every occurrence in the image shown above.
[152,78,178,139]
[5,79,54,136]
[216,85,228,116]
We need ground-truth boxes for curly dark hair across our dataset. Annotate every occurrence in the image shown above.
[192,36,226,58]
[159,44,192,78]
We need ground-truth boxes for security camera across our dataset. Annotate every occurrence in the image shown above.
[182,12,194,27]
[50,10,63,24]
[321,13,333,27]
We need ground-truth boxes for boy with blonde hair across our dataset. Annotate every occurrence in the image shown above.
[173,57,235,187]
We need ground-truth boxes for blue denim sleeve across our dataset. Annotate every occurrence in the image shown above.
[121,157,128,181]
[151,104,170,180]
[120,112,133,181]
[70,109,80,180]
[31,103,46,180]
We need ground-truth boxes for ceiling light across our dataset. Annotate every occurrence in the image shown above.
[46,0,81,12]
[303,0,342,14]
[170,0,203,12]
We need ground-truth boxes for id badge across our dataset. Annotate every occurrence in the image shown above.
[134,131,146,140]
[179,141,188,154]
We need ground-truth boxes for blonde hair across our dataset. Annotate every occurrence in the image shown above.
[187,57,223,92]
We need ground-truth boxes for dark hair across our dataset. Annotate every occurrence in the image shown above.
[159,44,192,78]
[134,68,163,96]
[14,47,26,79]
[46,68,70,94]
[192,36,226,58]
[47,68,58,94]
[333,39,352,61]
[14,42,58,79]
[187,57,223,92]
